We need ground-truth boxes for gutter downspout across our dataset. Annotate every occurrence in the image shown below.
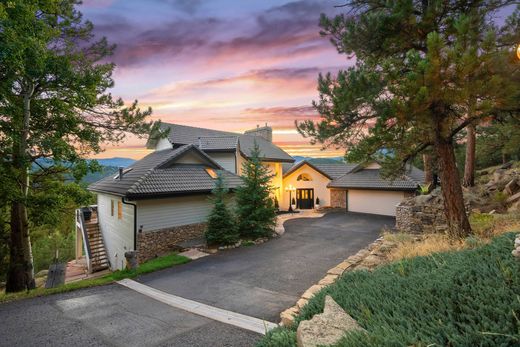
[122,197,138,251]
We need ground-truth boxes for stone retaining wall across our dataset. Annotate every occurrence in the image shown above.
[396,192,470,234]
[137,222,206,263]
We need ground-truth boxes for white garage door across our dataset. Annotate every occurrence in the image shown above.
[348,190,405,216]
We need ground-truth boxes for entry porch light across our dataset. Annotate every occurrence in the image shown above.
[285,184,296,212]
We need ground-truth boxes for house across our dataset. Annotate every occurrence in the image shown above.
[80,123,423,271]
[146,123,294,205]
[86,144,242,270]
[283,160,423,216]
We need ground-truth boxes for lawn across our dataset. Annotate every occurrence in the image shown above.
[0,252,190,304]
[258,232,520,347]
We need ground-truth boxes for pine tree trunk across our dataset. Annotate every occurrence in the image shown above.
[423,153,434,186]
[435,137,472,238]
[462,123,476,187]
[6,84,35,293]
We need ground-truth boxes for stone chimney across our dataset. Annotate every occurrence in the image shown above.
[244,123,272,142]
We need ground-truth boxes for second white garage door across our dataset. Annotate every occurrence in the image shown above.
[348,190,405,216]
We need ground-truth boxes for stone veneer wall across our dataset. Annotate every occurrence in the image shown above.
[330,189,346,209]
[137,222,206,263]
[396,193,469,234]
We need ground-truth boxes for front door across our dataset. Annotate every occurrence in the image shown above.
[297,189,314,209]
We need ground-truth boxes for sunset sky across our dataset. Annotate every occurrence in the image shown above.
[80,0,352,159]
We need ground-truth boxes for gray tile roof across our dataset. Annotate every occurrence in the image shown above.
[404,165,425,184]
[156,123,294,163]
[238,134,294,163]
[313,163,357,179]
[198,136,238,151]
[328,168,421,190]
[126,165,242,199]
[283,160,357,179]
[162,123,238,145]
[88,145,242,198]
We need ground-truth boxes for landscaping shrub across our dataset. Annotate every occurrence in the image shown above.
[258,233,520,347]
[204,173,239,246]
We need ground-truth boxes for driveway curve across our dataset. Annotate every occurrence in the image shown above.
[138,211,395,322]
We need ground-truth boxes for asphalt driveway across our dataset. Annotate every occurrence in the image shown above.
[138,211,394,322]
[0,211,394,347]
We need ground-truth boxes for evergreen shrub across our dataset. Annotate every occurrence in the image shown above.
[258,233,520,347]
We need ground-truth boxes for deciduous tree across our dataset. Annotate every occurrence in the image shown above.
[0,0,155,292]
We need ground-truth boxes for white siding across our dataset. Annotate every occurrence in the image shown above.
[155,138,172,151]
[208,152,236,173]
[97,193,135,270]
[137,195,213,232]
[175,151,209,165]
[348,190,404,216]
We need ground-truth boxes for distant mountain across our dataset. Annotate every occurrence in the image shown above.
[83,157,136,184]
[92,157,136,168]
[292,156,344,164]
[32,157,136,185]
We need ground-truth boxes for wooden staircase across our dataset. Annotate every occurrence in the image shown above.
[79,208,110,272]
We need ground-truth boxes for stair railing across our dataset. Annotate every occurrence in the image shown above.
[76,208,93,273]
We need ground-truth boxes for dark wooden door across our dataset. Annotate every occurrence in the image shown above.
[297,189,314,209]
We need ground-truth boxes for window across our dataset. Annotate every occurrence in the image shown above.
[297,173,312,181]
[118,201,123,219]
[110,200,114,216]
[205,168,218,178]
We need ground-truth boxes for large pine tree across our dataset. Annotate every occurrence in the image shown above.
[205,173,239,246]
[298,2,520,238]
[0,0,155,292]
[235,142,276,239]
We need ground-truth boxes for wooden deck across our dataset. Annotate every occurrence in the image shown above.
[65,257,111,283]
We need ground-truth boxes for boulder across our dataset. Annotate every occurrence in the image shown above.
[501,161,513,169]
[493,168,506,182]
[504,178,520,196]
[35,269,48,278]
[507,191,520,204]
[297,296,365,347]
[415,194,434,205]
[508,201,520,213]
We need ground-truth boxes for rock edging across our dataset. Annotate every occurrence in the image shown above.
[280,237,397,326]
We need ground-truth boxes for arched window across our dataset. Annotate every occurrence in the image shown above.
[297,173,312,181]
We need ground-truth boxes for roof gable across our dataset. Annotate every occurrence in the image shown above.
[158,145,222,169]
[328,164,424,191]
[238,135,294,163]
[283,160,356,179]
[88,145,238,198]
